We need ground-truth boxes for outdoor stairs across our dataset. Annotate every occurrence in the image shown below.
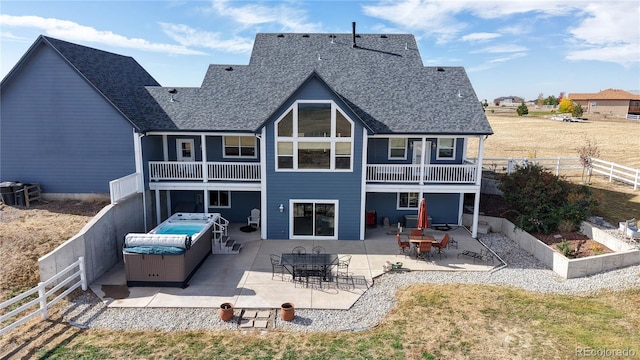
[223,237,243,254]
[213,235,242,254]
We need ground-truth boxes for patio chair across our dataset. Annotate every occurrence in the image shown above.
[432,234,450,259]
[336,255,352,286]
[270,254,285,281]
[292,246,306,255]
[416,241,432,261]
[410,228,423,237]
[312,246,325,254]
[396,234,410,257]
[247,208,260,228]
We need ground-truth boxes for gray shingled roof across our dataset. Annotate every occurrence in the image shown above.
[145,32,491,135]
[37,36,175,131]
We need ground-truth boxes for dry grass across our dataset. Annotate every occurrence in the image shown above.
[469,113,640,167]
[0,199,109,297]
[14,285,640,359]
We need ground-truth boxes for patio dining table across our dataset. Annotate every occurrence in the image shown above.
[280,253,338,283]
[407,235,439,257]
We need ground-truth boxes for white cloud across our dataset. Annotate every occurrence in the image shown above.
[566,2,640,66]
[160,23,253,53]
[461,32,501,42]
[362,1,639,67]
[208,0,323,33]
[489,52,527,63]
[472,45,528,54]
[361,0,575,41]
[0,14,206,55]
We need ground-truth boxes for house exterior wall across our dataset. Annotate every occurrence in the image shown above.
[0,43,136,193]
[264,77,365,240]
[367,137,466,164]
[366,192,460,226]
[577,99,630,117]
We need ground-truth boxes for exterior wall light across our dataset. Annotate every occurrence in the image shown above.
[279,204,285,213]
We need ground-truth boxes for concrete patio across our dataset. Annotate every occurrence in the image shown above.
[91,224,500,310]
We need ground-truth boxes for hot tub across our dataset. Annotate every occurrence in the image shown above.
[123,213,221,287]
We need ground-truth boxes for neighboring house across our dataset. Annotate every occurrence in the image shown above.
[1,31,493,239]
[492,96,523,106]
[569,89,640,118]
[0,35,167,196]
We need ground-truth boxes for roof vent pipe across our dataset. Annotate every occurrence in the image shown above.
[168,88,177,102]
[352,21,357,48]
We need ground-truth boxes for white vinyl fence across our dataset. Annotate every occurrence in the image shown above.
[468,157,640,191]
[590,158,640,191]
[0,257,86,336]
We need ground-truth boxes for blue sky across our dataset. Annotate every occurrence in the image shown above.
[1,0,638,102]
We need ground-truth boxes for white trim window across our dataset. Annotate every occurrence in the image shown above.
[397,192,419,209]
[223,136,257,158]
[275,101,354,171]
[209,190,230,208]
[436,138,456,160]
[388,138,407,160]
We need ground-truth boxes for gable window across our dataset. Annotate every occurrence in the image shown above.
[398,192,419,209]
[436,138,456,160]
[209,190,230,208]
[224,136,256,158]
[275,101,354,171]
[388,138,407,160]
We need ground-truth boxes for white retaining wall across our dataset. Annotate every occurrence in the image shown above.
[38,194,145,284]
[463,214,640,279]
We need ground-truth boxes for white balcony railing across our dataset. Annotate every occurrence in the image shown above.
[149,161,475,184]
[366,164,478,184]
[109,172,141,204]
[149,161,260,181]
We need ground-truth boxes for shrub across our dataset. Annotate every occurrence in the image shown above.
[516,102,529,116]
[572,103,584,117]
[498,164,598,233]
[557,239,573,257]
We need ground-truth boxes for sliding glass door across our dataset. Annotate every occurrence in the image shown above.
[291,200,337,239]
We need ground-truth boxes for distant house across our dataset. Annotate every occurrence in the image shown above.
[493,96,523,106]
[1,31,493,239]
[569,89,640,118]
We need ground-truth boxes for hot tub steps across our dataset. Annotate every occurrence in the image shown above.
[222,238,243,254]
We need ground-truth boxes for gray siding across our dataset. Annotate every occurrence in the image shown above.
[0,43,135,193]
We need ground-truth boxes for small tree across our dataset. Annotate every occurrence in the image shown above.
[536,93,544,107]
[572,103,583,117]
[498,165,598,233]
[558,98,573,113]
[576,139,601,184]
[516,102,528,116]
[543,95,558,106]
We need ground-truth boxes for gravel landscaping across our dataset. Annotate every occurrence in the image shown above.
[61,229,640,333]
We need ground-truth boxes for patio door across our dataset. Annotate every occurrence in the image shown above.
[291,200,338,239]
[177,139,195,162]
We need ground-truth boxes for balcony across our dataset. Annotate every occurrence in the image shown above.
[366,164,478,184]
[149,161,260,182]
[148,161,477,185]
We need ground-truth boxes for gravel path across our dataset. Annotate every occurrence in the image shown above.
[63,230,640,333]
